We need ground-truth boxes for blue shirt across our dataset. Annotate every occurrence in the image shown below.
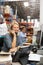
[17,32,26,46]
[2,32,27,52]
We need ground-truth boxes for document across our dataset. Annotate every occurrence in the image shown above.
[28,54,43,61]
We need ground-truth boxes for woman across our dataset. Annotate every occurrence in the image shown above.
[2,21,20,52]
[2,21,31,65]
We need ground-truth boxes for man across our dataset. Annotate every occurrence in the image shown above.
[0,14,8,51]
[19,26,27,45]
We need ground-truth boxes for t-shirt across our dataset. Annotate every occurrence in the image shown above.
[2,32,27,52]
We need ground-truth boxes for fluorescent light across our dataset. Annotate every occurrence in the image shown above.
[27,16,31,19]
[30,0,36,2]
[32,0,36,2]
[24,2,29,7]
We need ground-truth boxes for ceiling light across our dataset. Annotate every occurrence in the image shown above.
[32,0,36,2]
[24,2,29,7]
[30,0,36,2]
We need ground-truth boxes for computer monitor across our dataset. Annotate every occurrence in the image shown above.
[40,32,43,46]
[40,25,43,47]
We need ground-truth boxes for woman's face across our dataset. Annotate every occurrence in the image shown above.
[12,24,19,33]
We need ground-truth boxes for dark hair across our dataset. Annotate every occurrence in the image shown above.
[20,26,26,31]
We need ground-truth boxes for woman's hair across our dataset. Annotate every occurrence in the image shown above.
[10,20,19,30]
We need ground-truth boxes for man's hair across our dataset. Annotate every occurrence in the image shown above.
[20,26,26,31]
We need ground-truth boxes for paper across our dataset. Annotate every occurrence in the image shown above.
[0,52,11,55]
[0,55,12,62]
[28,54,43,61]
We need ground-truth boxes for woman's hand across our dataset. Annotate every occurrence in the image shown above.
[9,30,16,36]
[9,47,18,53]
[9,46,21,53]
